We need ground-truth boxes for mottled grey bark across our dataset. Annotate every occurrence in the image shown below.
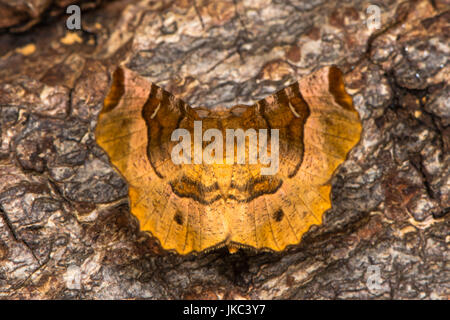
[0,0,448,299]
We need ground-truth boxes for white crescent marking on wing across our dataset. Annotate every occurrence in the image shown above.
[288,101,301,118]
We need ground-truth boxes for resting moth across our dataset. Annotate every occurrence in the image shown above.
[95,66,362,254]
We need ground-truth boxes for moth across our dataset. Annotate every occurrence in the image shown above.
[95,66,362,254]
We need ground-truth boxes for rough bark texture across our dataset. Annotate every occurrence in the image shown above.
[0,0,449,299]
[0,0,104,31]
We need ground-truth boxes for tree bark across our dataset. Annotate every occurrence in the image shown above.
[0,0,448,299]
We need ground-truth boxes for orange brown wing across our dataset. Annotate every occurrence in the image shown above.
[95,66,361,254]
